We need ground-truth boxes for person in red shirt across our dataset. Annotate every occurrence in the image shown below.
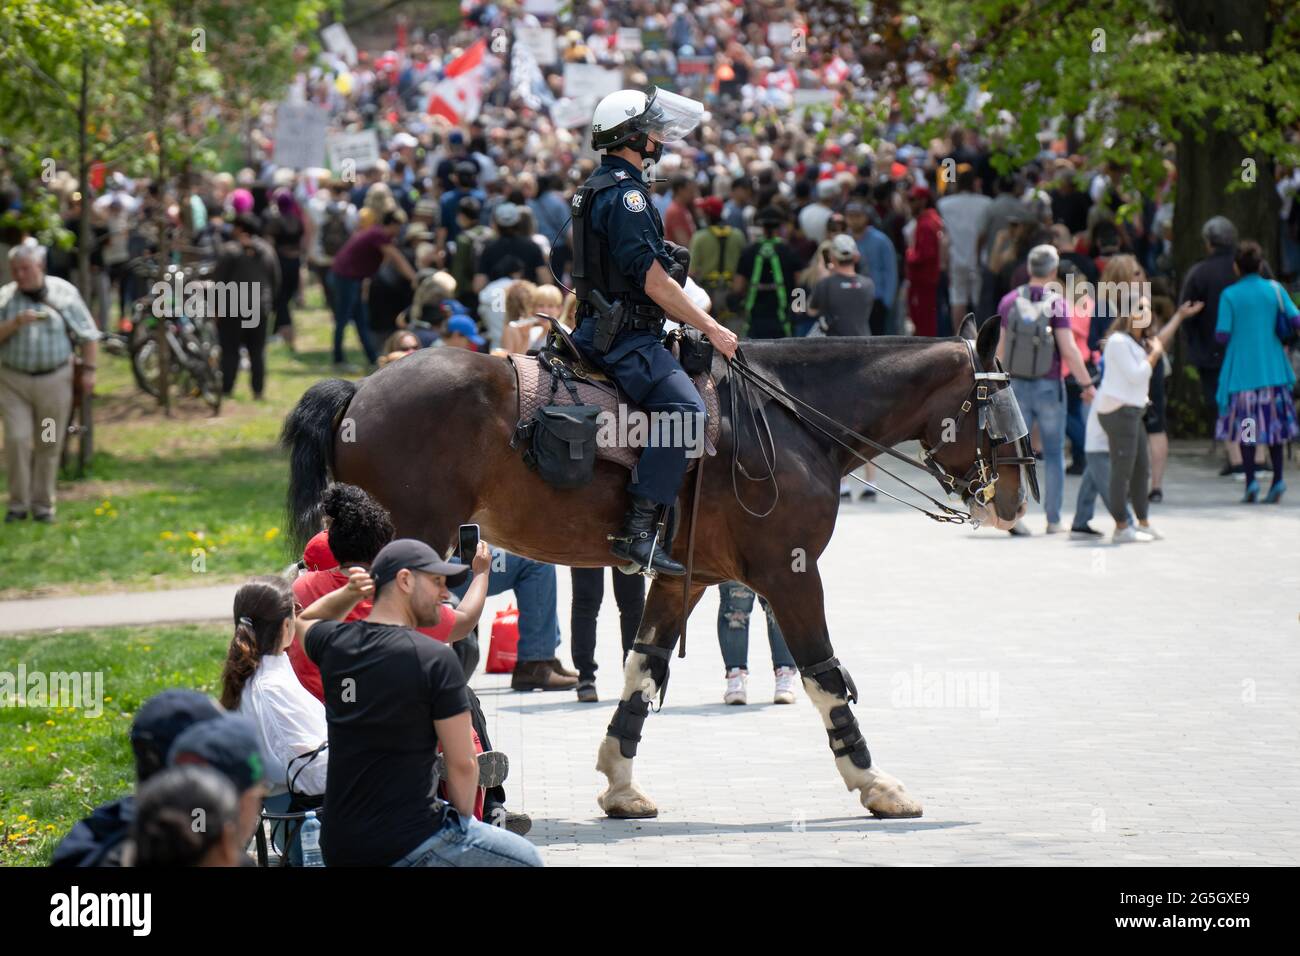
[663,174,698,249]
[905,186,945,337]
[287,483,530,833]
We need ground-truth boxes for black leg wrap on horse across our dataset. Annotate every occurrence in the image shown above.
[826,704,873,770]
[798,656,859,704]
[606,694,651,760]
[632,641,672,709]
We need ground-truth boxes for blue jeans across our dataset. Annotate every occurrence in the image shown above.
[391,808,542,867]
[716,581,794,671]
[570,322,706,507]
[1065,387,1087,470]
[1010,376,1066,525]
[1072,452,1133,527]
[453,549,561,662]
[327,272,378,364]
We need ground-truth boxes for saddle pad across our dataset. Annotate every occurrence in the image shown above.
[510,354,720,472]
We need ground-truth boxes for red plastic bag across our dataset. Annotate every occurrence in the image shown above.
[485,604,520,673]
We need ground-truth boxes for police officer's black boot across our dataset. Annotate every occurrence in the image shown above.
[610,496,686,576]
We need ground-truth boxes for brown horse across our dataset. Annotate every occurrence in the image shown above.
[282,315,1026,819]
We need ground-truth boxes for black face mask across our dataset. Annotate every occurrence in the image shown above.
[25,283,48,302]
[637,133,663,165]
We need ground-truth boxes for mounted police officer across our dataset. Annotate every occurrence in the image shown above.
[570,87,739,576]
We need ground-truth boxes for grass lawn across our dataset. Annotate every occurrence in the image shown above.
[0,624,227,866]
[0,289,358,599]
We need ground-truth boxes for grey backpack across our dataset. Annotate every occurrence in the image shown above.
[1004,285,1058,379]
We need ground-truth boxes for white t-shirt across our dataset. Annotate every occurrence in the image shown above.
[239,652,329,797]
[937,192,993,270]
[1095,332,1152,413]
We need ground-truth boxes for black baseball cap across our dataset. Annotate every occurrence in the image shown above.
[370,538,469,591]
[168,713,266,794]
[130,689,224,782]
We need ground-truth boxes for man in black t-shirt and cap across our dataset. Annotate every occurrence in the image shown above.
[305,538,542,867]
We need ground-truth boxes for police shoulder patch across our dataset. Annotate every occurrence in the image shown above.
[622,189,647,213]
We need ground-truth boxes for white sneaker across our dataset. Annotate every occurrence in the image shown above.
[723,667,748,705]
[1138,525,1163,540]
[1045,522,1065,534]
[1112,525,1154,544]
[773,666,798,704]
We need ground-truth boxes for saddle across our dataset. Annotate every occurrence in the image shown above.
[509,316,721,474]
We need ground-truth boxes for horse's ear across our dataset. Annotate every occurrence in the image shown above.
[975,314,1001,366]
[957,312,978,341]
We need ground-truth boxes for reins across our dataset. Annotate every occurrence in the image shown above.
[723,343,977,525]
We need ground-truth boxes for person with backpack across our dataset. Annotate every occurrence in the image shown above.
[688,195,745,332]
[307,181,357,314]
[996,244,1097,536]
[732,205,804,338]
[449,196,492,312]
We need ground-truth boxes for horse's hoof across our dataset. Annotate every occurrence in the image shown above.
[862,777,924,819]
[598,789,659,819]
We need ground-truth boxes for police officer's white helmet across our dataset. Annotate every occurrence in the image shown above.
[589,87,705,153]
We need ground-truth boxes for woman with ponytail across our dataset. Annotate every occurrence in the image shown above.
[221,569,373,800]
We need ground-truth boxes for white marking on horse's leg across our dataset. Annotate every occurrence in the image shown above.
[803,677,923,818]
[595,649,660,817]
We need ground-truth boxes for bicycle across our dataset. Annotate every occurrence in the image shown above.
[124,254,223,412]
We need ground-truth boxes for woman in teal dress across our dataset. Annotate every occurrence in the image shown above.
[1214,241,1299,502]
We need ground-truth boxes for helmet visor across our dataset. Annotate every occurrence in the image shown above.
[641,88,704,144]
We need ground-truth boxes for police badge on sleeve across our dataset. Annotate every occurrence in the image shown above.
[622,190,647,213]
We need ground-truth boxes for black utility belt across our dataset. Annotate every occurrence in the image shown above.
[626,313,665,333]
[6,363,69,377]
[577,308,660,335]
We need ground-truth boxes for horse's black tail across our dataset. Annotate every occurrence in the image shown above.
[281,378,357,554]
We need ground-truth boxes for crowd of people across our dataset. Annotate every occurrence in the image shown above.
[5,2,1296,525]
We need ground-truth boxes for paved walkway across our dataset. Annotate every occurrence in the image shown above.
[475,452,1299,865]
[0,584,237,635]
[5,451,1298,865]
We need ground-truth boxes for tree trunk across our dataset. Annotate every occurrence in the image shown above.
[149,21,172,416]
[1166,0,1279,440]
[76,51,93,305]
[1171,0,1279,281]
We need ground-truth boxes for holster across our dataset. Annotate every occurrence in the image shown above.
[590,291,627,355]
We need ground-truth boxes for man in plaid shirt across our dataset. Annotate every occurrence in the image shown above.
[0,239,99,522]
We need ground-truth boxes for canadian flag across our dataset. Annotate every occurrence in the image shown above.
[765,67,798,93]
[427,39,487,124]
[823,56,850,86]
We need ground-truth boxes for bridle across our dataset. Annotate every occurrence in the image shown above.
[725,336,1039,525]
[919,338,1041,507]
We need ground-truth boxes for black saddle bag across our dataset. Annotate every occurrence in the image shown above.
[676,328,714,376]
[528,404,601,488]
[514,366,602,489]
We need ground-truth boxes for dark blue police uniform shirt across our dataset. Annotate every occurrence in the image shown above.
[589,155,676,286]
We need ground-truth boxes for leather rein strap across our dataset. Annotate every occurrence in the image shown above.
[724,344,975,524]
[679,450,705,658]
